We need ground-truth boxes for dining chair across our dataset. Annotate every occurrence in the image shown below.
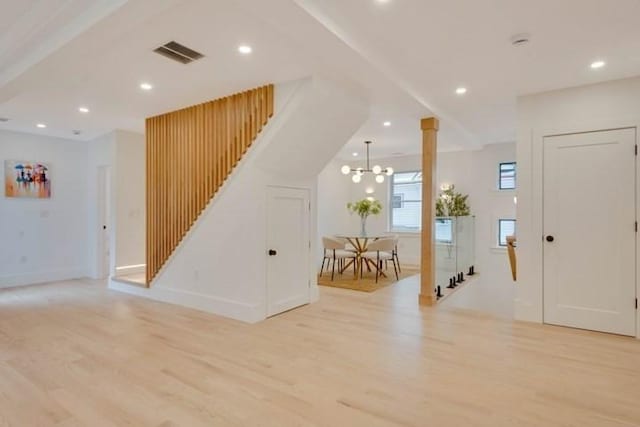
[360,238,399,283]
[321,237,357,280]
[386,234,401,273]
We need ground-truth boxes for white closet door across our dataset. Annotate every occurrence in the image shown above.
[543,128,636,336]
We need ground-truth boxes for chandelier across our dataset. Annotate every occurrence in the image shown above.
[341,140,394,183]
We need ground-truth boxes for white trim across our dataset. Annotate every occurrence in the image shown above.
[523,118,640,338]
[109,279,266,323]
[0,268,88,289]
[114,264,146,275]
[265,185,311,317]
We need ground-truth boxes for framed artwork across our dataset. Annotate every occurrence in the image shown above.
[4,160,51,198]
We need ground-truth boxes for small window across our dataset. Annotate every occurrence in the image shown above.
[390,171,422,231]
[435,218,453,243]
[499,162,516,190]
[498,219,516,246]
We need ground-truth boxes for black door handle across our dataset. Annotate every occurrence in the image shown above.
[268,249,277,256]
[546,235,554,242]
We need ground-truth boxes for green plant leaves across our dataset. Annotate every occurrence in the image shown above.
[435,185,470,217]
[347,199,383,218]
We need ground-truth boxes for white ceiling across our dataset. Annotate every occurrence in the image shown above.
[0,0,432,144]
[1,0,640,158]
[298,0,640,153]
[0,0,127,88]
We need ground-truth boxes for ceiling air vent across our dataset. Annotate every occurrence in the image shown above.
[0,117,8,122]
[154,41,204,64]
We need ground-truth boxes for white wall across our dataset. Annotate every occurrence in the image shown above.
[317,158,352,257]
[440,143,517,317]
[516,76,640,333]
[87,132,115,279]
[317,142,517,316]
[0,130,89,287]
[112,130,145,274]
[317,155,425,265]
[110,77,369,323]
[86,130,145,279]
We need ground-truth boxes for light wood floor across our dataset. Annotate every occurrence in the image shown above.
[1,279,639,426]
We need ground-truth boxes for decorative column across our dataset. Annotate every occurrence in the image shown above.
[419,117,439,305]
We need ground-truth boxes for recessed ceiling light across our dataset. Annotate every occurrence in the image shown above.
[140,82,153,91]
[36,123,46,128]
[238,45,252,54]
[383,121,391,127]
[590,60,605,69]
[455,87,467,95]
[78,106,89,113]
[352,152,358,156]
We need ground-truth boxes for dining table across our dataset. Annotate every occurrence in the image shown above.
[335,234,388,279]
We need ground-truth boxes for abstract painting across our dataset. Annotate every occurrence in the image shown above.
[4,160,51,198]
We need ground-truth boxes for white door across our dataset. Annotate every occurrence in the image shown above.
[266,186,310,317]
[97,166,111,279]
[543,128,637,336]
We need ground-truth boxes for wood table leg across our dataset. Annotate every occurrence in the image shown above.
[340,259,355,274]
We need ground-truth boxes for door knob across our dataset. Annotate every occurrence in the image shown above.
[268,249,277,256]
[545,235,554,242]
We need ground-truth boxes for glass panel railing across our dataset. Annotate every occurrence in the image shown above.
[435,216,475,295]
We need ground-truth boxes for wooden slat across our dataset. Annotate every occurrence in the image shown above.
[145,84,274,285]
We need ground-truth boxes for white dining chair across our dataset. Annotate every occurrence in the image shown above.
[360,238,399,283]
[321,237,357,280]
[386,234,401,273]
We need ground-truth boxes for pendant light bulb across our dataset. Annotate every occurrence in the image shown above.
[386,167,394,176]
[372,165,382,175]
[352,174,362,183]
[341,165,351,175]
[375,174,385,183]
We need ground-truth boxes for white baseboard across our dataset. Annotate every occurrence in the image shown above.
[514,298,542,323]
[310,284,320,302]
[0,268,88,289]
[108,279,266,323]
[114,264,146,276]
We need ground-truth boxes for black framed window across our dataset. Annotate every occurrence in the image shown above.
[499,162,516,190]
[498,219,516,246]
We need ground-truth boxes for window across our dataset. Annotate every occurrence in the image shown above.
[498,219,516,246]
[499,162,516,190]
[390,171,422,231]
[435,218,453,243]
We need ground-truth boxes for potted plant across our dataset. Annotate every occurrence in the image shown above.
[347,199,382,236]
[436,185,470,217]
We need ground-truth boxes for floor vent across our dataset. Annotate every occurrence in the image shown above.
[154,41,204,64]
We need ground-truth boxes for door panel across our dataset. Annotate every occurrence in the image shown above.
[98,166,111,279]
[266,186,310,317]
[543,128,636,336]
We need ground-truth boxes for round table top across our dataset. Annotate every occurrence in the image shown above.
[334,234,387,240]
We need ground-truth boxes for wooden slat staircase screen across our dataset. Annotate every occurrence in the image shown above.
[145,84,274,285]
